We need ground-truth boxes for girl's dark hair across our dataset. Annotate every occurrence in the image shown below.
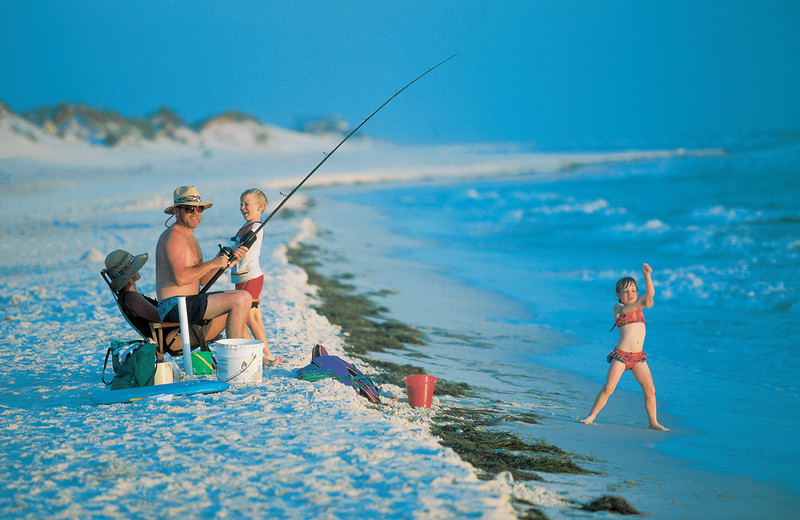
[616,276,638,294]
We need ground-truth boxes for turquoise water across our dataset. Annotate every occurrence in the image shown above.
[318,132,800,498]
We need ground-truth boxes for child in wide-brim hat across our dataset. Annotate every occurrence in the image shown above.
[104,250,148,293]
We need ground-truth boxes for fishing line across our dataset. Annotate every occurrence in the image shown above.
[202,52,458,293]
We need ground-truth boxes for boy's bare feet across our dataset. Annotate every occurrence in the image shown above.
[579,417,595,425]
[649,422,669,431]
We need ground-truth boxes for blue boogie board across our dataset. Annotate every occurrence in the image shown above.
[90,379,229,405]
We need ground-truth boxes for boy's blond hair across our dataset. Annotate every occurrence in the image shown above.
[241,188,268,209]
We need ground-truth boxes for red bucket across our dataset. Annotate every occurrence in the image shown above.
[404,374,437,408]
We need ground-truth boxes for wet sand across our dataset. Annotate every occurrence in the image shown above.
[293,182,800,519]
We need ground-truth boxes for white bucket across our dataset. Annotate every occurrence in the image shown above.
[213,339,263,384]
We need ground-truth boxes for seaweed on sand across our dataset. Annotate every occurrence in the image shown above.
[287,241,636,518]
[431,407,591,482]
[516,506,549,520]
[287,243,585,475]
[286,245,426,355]
[360,358,472,397]
[286,243,471,397]
[435,407,542,427]
[580,495,641,515]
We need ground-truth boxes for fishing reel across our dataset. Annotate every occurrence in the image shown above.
[218,230,257,267]
[218,244,235,266]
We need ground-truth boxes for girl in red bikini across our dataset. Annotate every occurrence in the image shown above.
[581,263,668,430]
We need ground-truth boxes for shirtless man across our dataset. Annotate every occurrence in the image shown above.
[156,186,251,340]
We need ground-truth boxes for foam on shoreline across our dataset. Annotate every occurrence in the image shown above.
[2,138,791,518]
[1,143,614,519]
[291,178,800,519]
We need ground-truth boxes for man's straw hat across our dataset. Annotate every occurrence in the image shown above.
[164,185,214,214]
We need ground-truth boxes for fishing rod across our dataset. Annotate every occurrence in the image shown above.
[201,52,458,294]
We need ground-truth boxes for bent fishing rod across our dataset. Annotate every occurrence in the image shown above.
[201,52,458,294]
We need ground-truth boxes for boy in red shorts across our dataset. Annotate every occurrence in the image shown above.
[232,188,282,366]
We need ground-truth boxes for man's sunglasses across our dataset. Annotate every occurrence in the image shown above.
[179,205,204,214]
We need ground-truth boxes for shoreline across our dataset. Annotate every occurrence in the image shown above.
[290,181,800,519]
[284,197,650,518]
[285,236,640,519]
[0,168,524,519]
[2,137,797,518]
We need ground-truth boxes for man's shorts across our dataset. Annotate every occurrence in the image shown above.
[158,294,213,324]
[236,275,263,308]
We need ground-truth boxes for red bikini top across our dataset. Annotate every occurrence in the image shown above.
[610,308,645,331]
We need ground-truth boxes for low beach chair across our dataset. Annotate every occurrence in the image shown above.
[100,269,208,362]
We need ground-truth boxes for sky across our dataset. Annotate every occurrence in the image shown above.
[2,0,799,147]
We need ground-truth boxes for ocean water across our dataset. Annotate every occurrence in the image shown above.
[307,132,800,505]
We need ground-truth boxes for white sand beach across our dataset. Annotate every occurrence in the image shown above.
[0,122,627,519]
[2,115,795,519]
